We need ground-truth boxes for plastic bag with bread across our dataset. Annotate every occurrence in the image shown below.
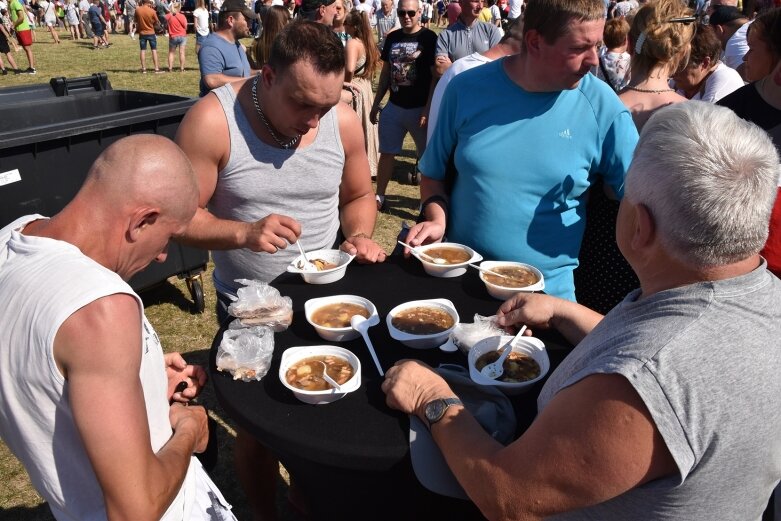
[228,279,293,331]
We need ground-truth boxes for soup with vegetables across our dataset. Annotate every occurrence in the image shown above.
[311,303,370,328]
[285,355,355,391]
[475,351,540,382]
[483,266,539,288]
[423,247,471,265]
[391,306,455,335]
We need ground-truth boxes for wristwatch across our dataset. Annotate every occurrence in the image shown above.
[424,397,463,428]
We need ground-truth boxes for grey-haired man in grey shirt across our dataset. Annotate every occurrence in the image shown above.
[382,101,781,520]
[434,0,501,75]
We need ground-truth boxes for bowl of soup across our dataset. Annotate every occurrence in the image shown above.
[414,242,483,278]
[386,298,459,349]
[279,345,362,404]
[305,295,378,342]
[468,335,549,395]
[286,249,355,284]
[478,261,545,300]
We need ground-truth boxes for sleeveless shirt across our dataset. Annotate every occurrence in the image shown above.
[210,83,345,296]
[0,215,206,521]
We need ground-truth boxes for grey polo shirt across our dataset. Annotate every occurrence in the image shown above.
[435,19,501,62]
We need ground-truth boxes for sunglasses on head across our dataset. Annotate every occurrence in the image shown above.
[397,8,417,17]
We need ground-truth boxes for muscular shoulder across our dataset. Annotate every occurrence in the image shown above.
[175,91,230,167]
[335,101,362,153]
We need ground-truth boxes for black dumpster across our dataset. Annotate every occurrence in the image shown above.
[0,73,208,312]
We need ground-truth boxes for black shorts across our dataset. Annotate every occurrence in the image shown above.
[421,15,430,22]
[0,31,9,54]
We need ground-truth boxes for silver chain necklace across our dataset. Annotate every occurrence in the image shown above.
[251,75,301,150]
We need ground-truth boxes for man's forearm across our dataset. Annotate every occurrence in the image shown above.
[203,73,246,91]
[178,207,248,250]
[372,69,390,110]
[340,193,377,239]
[550,299,603,346]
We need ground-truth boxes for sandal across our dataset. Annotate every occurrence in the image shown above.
[141,68,147,74]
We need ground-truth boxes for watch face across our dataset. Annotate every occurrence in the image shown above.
[425,399,446,423]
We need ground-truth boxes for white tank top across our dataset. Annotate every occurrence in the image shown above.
[0,215,200,521]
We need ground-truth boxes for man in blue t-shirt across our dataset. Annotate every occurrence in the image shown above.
[197,0,257,97]
[406,0,638,301]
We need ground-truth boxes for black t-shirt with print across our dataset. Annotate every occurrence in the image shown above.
[381,27,437,109]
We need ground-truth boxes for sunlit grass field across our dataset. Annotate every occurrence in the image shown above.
[0,24,422,520]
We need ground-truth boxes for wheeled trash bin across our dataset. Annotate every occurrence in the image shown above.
[0,73,209,312]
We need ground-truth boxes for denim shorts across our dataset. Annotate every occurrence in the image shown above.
[378,101,427,156]
[139,33,157,50]
[196,32,207,46]
[169,35,186,48]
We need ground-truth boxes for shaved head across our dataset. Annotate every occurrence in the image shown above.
[82,134,199,225]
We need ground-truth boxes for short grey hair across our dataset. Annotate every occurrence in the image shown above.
[625,101,780,268]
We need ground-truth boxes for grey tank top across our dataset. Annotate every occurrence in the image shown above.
[210,83,345,295]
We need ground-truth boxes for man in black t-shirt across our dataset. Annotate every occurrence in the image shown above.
[370,0,436,210]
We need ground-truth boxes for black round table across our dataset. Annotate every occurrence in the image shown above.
[210,256,573,520]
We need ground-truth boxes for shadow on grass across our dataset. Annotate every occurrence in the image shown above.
[0,504,55,520]
[380,194,420,222]
[138,279,198,314]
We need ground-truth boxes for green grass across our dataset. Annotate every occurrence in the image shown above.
[0,25,421,520]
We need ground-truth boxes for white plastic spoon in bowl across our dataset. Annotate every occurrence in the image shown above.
[480,325,527,380]
[317,361,343,392]
[295,240,318,272]
[468,263,516,282]
[396,240,447,264]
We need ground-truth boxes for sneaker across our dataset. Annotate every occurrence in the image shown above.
[375,194,385,211]
[24,67,36,74]
[1,69,6,75]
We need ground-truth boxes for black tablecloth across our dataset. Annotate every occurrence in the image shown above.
[209,256,573,520]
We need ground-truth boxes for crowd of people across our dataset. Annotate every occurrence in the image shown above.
[1,0,781,519]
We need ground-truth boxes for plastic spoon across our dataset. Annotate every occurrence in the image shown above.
[350,314,384,376]
[317,361,343,392]
[468,263,516,282]
[396,240,447,264]
[480,325,527,380]
[295,240,318,272]
[438,337,459,353]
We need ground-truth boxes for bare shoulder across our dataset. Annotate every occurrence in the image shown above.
[335,101,363,150]
[54,293,143,377]
[175,91,229,154]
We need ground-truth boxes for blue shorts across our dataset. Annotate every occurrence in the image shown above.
[196,32,207,46]
[169,35,186,48]
[378,102,427,156]
[139,34,157,50]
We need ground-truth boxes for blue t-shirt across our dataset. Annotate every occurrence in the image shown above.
[420,59,638,301]
[198,33,251,97]
[88,4,103,26]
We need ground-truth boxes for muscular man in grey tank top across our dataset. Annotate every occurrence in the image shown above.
[176,21,386,299]
[175,22,387,521]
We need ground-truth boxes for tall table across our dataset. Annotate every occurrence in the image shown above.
[210,256,573,520]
